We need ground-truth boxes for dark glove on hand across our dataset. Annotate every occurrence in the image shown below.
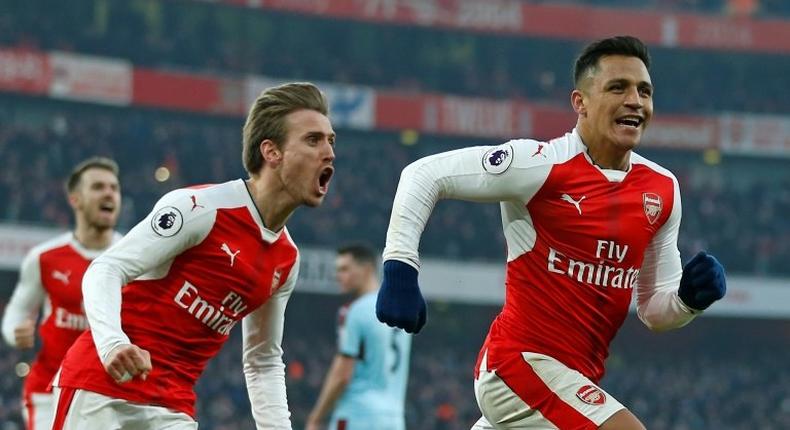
[678,251,726,311]
[376,260,427,334]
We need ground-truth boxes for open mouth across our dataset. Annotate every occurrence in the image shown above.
[318,166,334,194]
[99,202,115,214]
[615,115,644,129]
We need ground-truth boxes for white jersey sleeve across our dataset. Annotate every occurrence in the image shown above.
[635,178,699,331]
[242,253,299,430]
[2,249,44,347]
[83,189,216,361]
[383,141,553,268]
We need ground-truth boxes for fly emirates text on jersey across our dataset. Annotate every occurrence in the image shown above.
[547,240,640,289]
[173,281,248,336]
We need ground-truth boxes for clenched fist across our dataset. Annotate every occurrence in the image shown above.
[13,319,36,349]
[679,251,726,311]
[104,344,152,384]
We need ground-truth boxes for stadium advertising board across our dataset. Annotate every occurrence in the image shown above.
[133,68,245,115]
[48,52,133,105]
[718,114,790,156]
[229,0,790,54]
[0,48,50,95]
[0,47,788,155]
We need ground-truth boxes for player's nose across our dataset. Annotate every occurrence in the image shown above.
[623,86,643,108]
[323,141,335,163]
[103,186,118,199]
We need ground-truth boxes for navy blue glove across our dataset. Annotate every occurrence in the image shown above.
[678,251,726,311]
[376,260,427,334]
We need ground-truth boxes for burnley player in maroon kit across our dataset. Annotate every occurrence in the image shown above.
[51,83,335,429]
[2,157,122,430]
[376,37,727,429]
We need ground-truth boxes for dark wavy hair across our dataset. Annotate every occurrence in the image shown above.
[573,36,651,87]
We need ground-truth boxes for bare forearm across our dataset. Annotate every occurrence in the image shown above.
[309,357,352,422]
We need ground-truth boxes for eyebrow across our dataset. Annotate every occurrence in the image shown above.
[605,78,653,90]
[304,131,336,141]
[90,181,119,188]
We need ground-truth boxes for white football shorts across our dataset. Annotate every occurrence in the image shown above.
[22,392,54,430]
[472,350,624,429]
[51,387,197,430]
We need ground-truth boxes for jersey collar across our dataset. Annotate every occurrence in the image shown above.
[236,179,284,244]
[571,128,631,183]
[69,231,122,260]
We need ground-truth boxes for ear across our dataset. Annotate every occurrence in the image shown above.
[67,191,80,210]
[571,89,587,116]
[260,139,283,168]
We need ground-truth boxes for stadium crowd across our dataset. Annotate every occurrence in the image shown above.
[2,0,789,114]
[1,296,787,429]
[0,100,788,276]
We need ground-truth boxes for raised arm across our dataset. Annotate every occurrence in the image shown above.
[242,254,299,430]
[2,249,44,348]
[83,189,214,380]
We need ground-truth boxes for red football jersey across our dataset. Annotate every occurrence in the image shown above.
[384,129,696,383]
[1,233,119,398]
[56,180,299,419]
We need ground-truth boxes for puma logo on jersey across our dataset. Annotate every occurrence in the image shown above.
[52,270,71,285]
[190,195,204,212]
[561,194,586,215]
[531,144,546,158]
[220,243,240,266]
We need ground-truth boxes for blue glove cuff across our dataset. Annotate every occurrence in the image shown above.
[383,260,419,286]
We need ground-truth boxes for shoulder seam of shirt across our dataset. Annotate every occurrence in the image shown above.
[630,152,678,182]
[26,231,73,259]
[517,133,584,167]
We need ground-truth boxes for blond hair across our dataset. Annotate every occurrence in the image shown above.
[242,82,329,175]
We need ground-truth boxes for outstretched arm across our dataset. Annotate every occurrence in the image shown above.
[379,141,551,333]
[383,142,548,269]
